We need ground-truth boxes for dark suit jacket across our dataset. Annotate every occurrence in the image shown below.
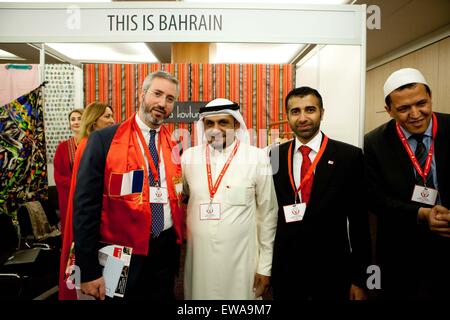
[270,136,372,299]
[364,112,450,298]
[73,125,119,282]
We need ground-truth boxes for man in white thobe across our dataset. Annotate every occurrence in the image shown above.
[182,98,278,300]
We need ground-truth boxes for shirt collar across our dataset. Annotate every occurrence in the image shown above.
[294,131,323,154]
[135,113,161,137]
[400,118,432,140]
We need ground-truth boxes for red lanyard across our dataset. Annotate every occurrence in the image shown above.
[206,140,240,201]
[395,113,437,184]
[134,116,162,186]
[287,135,329,203]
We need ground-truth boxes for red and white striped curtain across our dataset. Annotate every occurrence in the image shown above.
[83,63,294,148]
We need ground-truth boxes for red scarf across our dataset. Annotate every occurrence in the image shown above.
[100,114,184,254]
[58,137,87,300]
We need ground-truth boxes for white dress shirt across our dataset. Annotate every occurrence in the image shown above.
[135,115,173,231]
[293,131,323,201]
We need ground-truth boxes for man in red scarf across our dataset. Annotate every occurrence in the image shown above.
[73,71,184,300]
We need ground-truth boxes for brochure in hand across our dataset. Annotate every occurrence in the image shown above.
[98,245,133,298]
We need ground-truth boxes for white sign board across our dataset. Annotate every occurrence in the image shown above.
[0,3,364,44]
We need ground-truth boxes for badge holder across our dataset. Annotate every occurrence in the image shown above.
[411,184,438,205]
[283,195,306,223]
[200,198,221,220]
[150,183,169,204]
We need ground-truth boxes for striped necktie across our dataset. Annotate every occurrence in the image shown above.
[149,129,164,237]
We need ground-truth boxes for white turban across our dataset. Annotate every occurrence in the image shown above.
[383,68,428,99]
[196,98,250,145]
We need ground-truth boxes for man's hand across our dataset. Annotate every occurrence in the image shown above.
[253,273,270,298]
[419,205,450,238]
[349,284,368,300]
[430,205,450,237]
[80,276,106,300]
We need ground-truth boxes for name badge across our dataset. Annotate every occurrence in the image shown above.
[411,185,438,205]
[283,203,306,223]
[199,203,221,220]
[149,186,168,204]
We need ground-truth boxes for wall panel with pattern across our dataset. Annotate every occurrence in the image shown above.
[44,64,76,163]
[83,63,294,148]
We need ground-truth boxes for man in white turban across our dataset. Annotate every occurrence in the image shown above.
[364,68,450,299]
[181,98,278,299]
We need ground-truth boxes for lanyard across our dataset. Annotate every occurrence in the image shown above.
[287,135,329,203]
[206,140,240,202]
[133,116,162,186]
[395,113,437,184]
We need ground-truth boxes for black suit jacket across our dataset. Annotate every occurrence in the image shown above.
[270,136,371,299]
[364,112,450,298]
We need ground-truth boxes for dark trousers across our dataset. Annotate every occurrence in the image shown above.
[273,281,351,300]
[379,266,450,300]
[273,267,351,300]
[123,227,180,300]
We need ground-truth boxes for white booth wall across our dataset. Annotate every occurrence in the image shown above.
[296,45,362,147]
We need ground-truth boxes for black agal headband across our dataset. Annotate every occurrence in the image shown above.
[199,103,240,114]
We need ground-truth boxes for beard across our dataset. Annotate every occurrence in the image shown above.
[144,112,164,126]
[205,129,236,150]
[292,120,321,143]
[140,102,166,126]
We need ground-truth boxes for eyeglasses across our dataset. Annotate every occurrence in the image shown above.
[146,89,176,104]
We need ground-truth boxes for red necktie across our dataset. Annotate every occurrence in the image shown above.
[299,145,313,204]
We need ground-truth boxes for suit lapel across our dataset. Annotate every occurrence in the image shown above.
[434,113,449,192]
[386,120,416,186]
[308,138,337,209]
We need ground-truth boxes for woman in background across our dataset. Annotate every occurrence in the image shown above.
[54,108,83,233]
[58,102,115,300]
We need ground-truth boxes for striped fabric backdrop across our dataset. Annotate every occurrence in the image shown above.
[83,63,294,148]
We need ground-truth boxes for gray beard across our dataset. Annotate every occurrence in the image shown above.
[141,103,164,126]
[144,112,164,126]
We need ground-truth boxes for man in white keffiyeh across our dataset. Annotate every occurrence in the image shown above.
[195,98,250,147]
[181,98,278,299]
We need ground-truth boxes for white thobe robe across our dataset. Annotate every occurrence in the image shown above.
[182,140,278,300]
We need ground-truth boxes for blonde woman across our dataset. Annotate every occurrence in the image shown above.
[59,101,114,300]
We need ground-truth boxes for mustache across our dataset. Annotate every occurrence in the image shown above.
[295,118,312,125]
[206,130,222,137]
[145,105,165,114]
[205,131,238,145]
